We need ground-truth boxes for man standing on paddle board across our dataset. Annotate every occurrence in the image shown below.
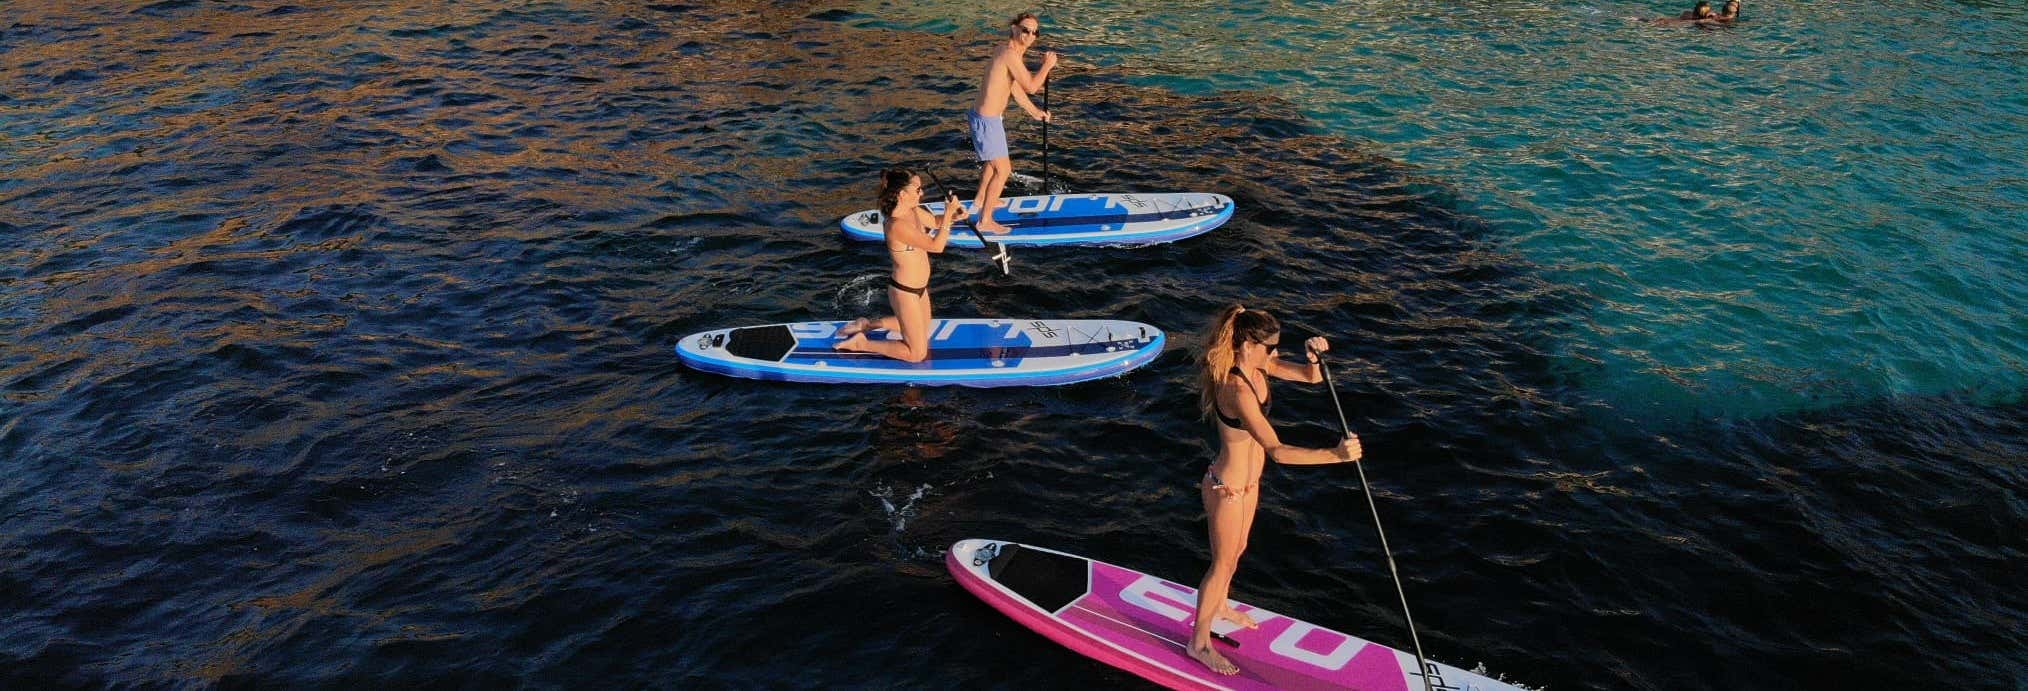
[967,12,1056,234]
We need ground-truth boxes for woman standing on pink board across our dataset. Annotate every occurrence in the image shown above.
[1189,304,1362,676]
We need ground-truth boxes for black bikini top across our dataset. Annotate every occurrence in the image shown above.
[1215,367,1269,429]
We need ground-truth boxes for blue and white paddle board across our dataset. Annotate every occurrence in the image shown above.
[677,319,1165,387]
[840,193,1233,247]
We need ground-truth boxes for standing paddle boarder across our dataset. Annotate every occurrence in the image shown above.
[837,167,965,362]
[967,12,1056,234]
[1188,305,1362,676]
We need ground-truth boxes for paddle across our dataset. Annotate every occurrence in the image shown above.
[1314,343,1434,691]
[1042,73,1050,193]
[921,168,1012,275]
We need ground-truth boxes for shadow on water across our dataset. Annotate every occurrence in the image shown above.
[0,2,2019,690]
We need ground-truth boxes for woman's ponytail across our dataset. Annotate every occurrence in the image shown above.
[1196,304,1281,421]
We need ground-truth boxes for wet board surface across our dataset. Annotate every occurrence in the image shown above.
[840,193,1233,247]
[676,319,1164,387]
[947,539,1530,691]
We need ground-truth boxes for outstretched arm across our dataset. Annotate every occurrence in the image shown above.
[1227,379,1360,465]
[1266,336,1328,384]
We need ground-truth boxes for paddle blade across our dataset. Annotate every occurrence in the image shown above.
[986,241,1011,275]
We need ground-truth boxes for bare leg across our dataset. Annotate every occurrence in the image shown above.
[973,158,1012,233]
[970,163,993,231]
[1190,472,1249,676]
[835,288,930,362]
[1218,473,1264,629]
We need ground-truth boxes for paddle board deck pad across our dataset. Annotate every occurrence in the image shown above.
[947,539,1529,691]
[677,319,1164,387]
[840,193,1233,247]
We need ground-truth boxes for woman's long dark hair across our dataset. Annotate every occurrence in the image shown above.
[877,167,918,216]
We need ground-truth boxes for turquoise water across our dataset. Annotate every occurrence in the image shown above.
[871,0,2028,422]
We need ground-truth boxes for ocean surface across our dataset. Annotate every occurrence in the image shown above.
[2,1,2023,689]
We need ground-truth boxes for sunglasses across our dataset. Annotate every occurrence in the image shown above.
[1018,26,1040,38]
[1258,339,1280,354]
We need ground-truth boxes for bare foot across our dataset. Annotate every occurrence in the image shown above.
[975,215,1012,234]
[1188,642,1240,676]
[836,332,870,352]
[836,317,875,338]
[1216,605,1259,629]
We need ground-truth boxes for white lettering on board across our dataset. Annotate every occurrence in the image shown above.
[1269,620,1364,670]
[1118,574,1289,640]
[1119,575,1194,621]
[796,322,840,339]
[930,320,961,342]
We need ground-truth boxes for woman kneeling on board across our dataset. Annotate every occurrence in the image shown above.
[1190,304,1362,676]
[838,167,966,362]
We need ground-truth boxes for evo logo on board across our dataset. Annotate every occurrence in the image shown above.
[1117,573,1455,687]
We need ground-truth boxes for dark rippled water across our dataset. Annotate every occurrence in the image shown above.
[2,2,2022,689]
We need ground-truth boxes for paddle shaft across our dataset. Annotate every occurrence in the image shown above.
[1042,74,1050,191]
[1317,351,1433,691]
[920,168,1010,275]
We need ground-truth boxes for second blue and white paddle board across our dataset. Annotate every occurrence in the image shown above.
[677,319,1164,387]
[840,193,1232,247]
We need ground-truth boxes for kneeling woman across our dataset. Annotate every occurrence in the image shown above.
[838,167,966,362]
[1189,304,1362,676]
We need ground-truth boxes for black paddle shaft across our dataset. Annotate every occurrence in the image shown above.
[1315,348,1434,691]
[919,168,1010,275]
[1042,74,1050,191]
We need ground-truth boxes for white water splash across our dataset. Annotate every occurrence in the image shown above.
[834,273,888,313]
[870,482,931,534]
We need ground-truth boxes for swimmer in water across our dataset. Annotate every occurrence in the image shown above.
[1711,0,1742,22]
[1639,0,1715,24]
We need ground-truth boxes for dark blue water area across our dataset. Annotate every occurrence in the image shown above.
[1,2,2022,689]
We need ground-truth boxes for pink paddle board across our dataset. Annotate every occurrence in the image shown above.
[946,539,1529,691]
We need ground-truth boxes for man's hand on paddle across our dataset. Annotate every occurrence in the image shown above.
[1041,51,1058,71]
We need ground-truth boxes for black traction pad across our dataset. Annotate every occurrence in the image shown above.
[987,543,1090,614]
[723,325,796,362]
